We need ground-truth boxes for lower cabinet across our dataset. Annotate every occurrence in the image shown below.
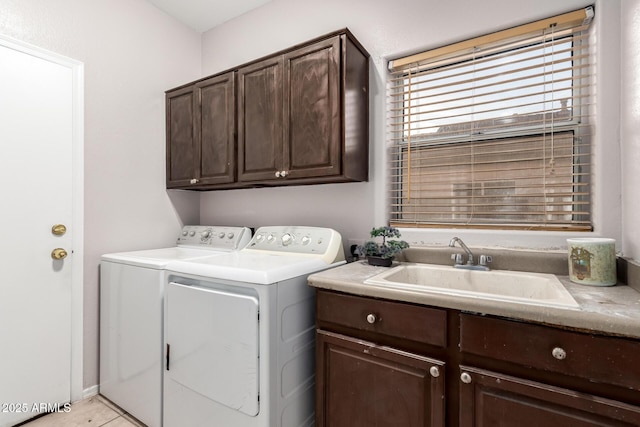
[315,289,640,427]
[316,330,445,427]
[458,366,640,426]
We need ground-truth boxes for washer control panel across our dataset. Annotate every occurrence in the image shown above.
[246,226,345,263]
[176,225,252,250]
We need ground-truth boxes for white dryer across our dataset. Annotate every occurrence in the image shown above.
[99,225,251,427]
[163,226,345,427]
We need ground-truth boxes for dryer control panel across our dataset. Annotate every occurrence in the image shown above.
[245,226,345,263]
[177,226,252,250]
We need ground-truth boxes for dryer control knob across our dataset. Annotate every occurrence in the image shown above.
[227,232,235,239]
[201,230,211,239]
[218,232,226,239]
[189,231,196,237]
[267,234,276,243]
[282,233,293,246]
[301,236,311,245]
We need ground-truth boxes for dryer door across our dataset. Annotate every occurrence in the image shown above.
[166,282,259,416]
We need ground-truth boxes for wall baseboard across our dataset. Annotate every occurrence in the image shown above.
[82,384,99,400]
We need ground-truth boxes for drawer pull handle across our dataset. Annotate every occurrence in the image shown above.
[552,347,567,360]
[460,372,472,384]
[429,366,440,378]
[366,313,377,324]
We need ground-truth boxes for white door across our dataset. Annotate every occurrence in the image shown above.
[0,41,75,427]
[165,282,260,418]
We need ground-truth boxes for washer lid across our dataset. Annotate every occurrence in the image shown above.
[167,251,345,284]
[101,247,232,269]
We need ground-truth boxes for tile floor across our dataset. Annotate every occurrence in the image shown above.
[17,395,144,427]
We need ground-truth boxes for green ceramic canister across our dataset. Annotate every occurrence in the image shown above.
[567,238,617,286]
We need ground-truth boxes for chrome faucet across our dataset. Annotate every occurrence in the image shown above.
[449,237,474,265]
[449,237,492,270]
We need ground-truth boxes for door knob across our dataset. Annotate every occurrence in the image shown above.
[51,248,68,260]
[51,224,67,236]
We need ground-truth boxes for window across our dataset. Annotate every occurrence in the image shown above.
[388,7,595,231]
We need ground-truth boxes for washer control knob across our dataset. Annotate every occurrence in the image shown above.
[301,236,311,245]
[267,234,276,243]
[182,231,188,236]
[227,232,235,239]
[256,234,265,243]
[189,231,196,237]
[201,230,211,239]
[218,232,226,239]
[282,233,293,246]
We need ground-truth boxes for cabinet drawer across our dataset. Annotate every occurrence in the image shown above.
[316,290,447,348]
[460,314,640,391]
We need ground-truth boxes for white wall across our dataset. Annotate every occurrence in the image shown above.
[621,1,640,261]
[199,0,622,251]
[0,0,202,389]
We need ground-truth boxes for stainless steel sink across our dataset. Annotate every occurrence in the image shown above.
[364,263,579,309]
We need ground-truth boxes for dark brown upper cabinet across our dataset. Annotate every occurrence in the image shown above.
[166,72,236,189]
[166,29,369,190]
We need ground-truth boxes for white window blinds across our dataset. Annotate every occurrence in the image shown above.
[387,7,595,231]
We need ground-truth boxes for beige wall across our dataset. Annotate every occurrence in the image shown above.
[1,0,202,390]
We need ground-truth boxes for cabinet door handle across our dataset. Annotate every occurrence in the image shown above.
[552,347,567,360]
[366,313,377,324]
[190,178,199,184]
[280,170,288,177]
[429,366,440,378]
[275,171,281,178]
[460,372,472,384]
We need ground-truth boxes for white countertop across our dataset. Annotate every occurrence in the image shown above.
[308,260,640,339]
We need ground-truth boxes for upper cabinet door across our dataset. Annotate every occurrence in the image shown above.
[237,56,284,182]
[166,86,196,188]
[283,36,341,179]
[196,72,236,185]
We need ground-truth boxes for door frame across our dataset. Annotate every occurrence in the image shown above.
[0,34,85,402]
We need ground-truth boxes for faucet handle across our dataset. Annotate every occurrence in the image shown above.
[479,255,492,266]
[451,253,463,265]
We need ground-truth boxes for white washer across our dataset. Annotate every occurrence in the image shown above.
[99,225,251,427]
[163,226,345,427]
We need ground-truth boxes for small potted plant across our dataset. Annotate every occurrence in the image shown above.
[358,226,409,267]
